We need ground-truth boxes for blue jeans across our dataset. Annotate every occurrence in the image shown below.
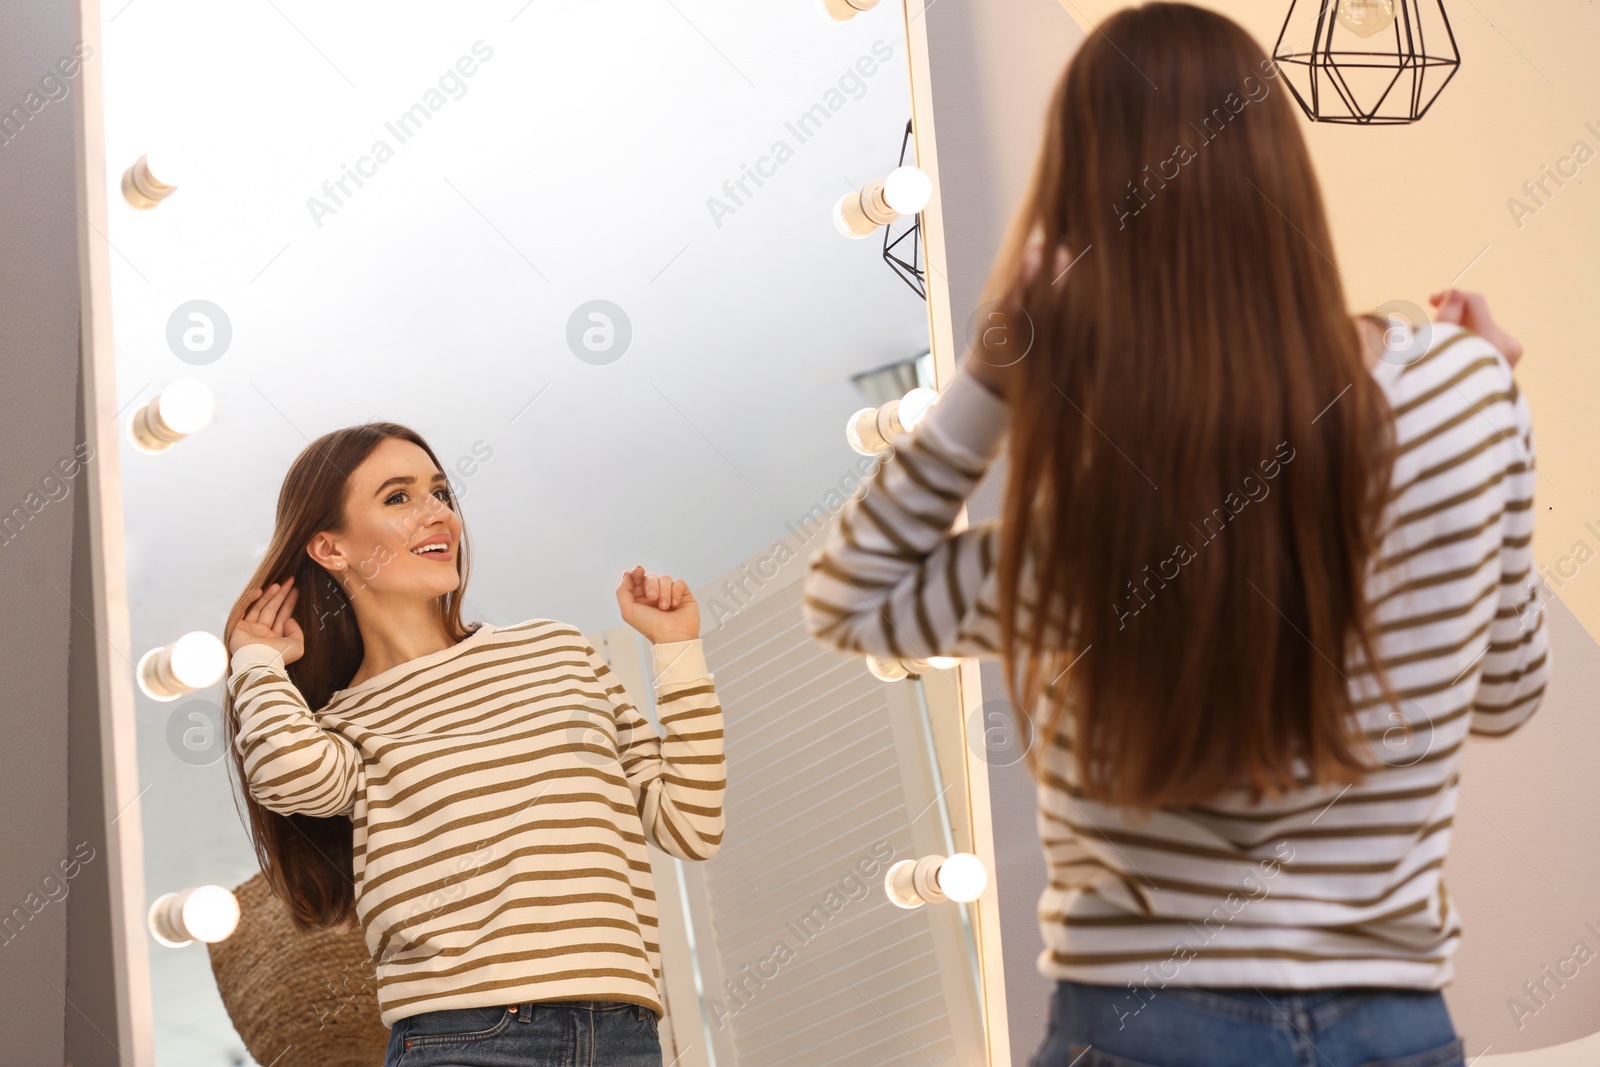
[383,999,662,1067]
[1029,980,1466,1067]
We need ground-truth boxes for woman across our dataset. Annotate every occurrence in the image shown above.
[801,5,1546,1066]
[221,421,725,1067]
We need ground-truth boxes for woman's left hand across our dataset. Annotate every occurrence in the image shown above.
[616,565,700,644]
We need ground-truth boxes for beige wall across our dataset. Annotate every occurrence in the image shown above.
[1048,0,1600,1053]
[1064,0,1600,642]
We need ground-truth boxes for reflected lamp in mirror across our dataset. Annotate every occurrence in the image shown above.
[865,654,962,681]
[120,151,181,209]
[834,165,932,238]
[847,385,938,455]
[886,853,989,909]
[128,377,215,454]
[817,0,880,21]
[137,630,227,701]
[149,885,241,947]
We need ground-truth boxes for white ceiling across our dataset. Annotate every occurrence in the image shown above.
[108,0,929,636]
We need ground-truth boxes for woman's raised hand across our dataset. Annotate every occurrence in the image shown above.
[229,575,306,665]
[615,565,699,645]
[1429,288,1523,369]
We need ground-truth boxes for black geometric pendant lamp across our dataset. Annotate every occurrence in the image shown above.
[1272,0,1460,124]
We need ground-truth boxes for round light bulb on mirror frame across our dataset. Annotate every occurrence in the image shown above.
[1335,0,1397,37]
[938,852,989,902]
[896,386,938,432]
[865,654,963,681]
[846,406,890,456]
[845,387,941,457]
[816,0,880,21]
[865,655,911,682]
[833,179,898,239]
[128,377,215,454]
[148,884,240,947]
[885,853,989,909]
[882,166,932,216]
[120,151,180,209]
[137,630,227,702]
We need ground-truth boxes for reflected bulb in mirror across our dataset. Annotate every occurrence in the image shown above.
[883,166,932,215]
[846,406,890,456]
[149,885,240,947]
[121,149,182,209]
[834,178,899,238]
[129,378,215,453]
[938,852,989,902]
[865,655,910,682]
[1336,0,1396,37]
[897,387,938,431]
[137,630,227,701]
[816,0,879,21]
[886,853,989,908]
[846,387,941,457]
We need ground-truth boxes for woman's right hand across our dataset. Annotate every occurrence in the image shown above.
[229,576,305,665]
[1429,288,1523,369]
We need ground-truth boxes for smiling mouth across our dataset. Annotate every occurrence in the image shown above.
[411,541,454,561]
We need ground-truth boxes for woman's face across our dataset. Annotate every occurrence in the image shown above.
[314,437,463,600]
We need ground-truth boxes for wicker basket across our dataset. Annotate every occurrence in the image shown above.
[207,871,389,1066]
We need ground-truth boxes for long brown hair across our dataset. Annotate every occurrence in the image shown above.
[981,3,1397,811]
[220,422,478,929]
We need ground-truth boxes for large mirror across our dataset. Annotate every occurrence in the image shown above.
[88,1,1002,1064]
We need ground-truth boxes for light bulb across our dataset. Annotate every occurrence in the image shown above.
[182,885,241,941]
[897,387,938,431]
[138,631,227,701]
[834,179,898,238]
[883,166,932,215]
[1336,0,1396,37]
[847,407,890,456]
[816,0,879,21]
[937,853,988,902]
[924,656,961,670]
[128,378,216,453]
[866,655,910,682]
[159,377,214,434]
[149,885,240,946]
[834,191,874,240]
[121,152,177,209]
[885,854,986,908]
[170,631,226,688]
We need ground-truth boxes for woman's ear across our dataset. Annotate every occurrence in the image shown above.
[305,534,343,572]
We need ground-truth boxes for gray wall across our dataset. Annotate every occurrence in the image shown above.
[1,1,84,1064]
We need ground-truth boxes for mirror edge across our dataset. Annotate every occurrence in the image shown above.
[71,0,159,1063]
[901,1,1014,1064]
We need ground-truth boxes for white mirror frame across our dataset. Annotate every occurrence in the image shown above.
[68,0,1012,1062]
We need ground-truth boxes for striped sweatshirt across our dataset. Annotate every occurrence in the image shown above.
[801,320,1548,992]
[228,619,725,1026]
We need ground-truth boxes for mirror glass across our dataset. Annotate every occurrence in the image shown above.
[101,2,987,1064]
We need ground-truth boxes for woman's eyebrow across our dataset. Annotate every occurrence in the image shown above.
[372,471,447,496]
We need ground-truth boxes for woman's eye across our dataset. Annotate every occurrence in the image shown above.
[433,488,454,506]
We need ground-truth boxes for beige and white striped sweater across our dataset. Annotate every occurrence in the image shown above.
[802,321,1547,992]
[228,619,725,1026]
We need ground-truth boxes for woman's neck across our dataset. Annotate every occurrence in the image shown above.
[347,600,459,687]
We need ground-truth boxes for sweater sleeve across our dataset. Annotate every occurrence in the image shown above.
[801,364,1015,660]
[1469,382,1550,737]
[584,639,726,860]
[228,643,360,818]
